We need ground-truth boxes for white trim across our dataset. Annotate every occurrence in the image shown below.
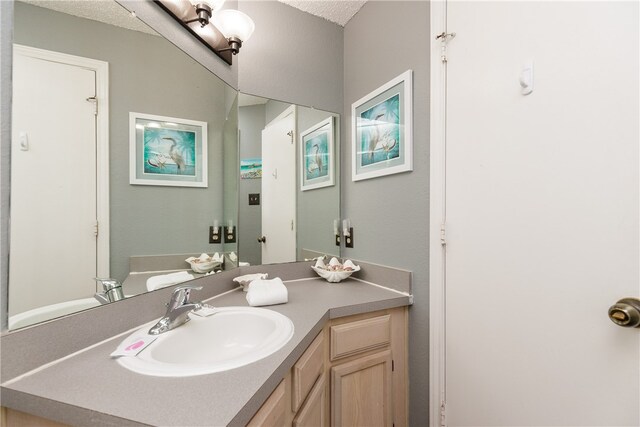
[429,2,448,426]
[351,69,413,182]
[300,116,335,191]
[13,44,110,280]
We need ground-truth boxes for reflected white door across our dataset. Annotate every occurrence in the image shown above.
[444,1,639,425]
[10,49,98,315]
[261,106,296,264]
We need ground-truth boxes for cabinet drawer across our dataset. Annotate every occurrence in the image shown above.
[292,332,324,411]
[330,314,390,361]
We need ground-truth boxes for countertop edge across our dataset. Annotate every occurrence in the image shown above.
[0,388,151,427]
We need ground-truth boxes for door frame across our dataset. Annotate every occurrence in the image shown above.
[13,44,110,279]
[428,1,448,426]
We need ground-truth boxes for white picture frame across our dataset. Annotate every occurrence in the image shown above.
[129,112,208,188]
[300,116,335,191]
[351,70,413,181]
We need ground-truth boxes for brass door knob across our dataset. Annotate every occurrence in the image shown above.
[257,236,266,243]
[608,298,640,328]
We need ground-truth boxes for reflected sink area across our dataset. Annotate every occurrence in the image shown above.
[117,307,294,377]
[9,298,101,330]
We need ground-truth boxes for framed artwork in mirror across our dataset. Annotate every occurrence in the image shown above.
[130,112,208,187]
[300,116,335,191]
[351,70,413,181]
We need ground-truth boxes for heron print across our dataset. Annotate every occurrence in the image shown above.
[143,128,197,176]
[359,93,400,166]
[304,132,329,180]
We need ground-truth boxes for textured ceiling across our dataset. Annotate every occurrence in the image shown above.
[19,0,158,35]
[276,0,367,27]
[19,0,367,36]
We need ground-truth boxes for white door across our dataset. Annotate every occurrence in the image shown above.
[443,2,639,425]
[261,106,296,264]
[10,49,99,315]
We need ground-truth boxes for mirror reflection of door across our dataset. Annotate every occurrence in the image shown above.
[9,46,108,321]
[261,106,297,264]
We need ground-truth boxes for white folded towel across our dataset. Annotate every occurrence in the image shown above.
[239,261,251,267]
[146,271,195,291]
[246,278,288,307]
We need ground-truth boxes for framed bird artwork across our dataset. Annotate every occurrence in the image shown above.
[129,112,208,187]
[300,116,335,191]
[351,70,413,181]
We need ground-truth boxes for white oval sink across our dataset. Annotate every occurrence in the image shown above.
[117,306,294,377]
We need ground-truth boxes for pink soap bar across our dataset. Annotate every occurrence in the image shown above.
[110,335,157,358]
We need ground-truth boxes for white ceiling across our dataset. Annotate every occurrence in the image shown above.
[277,0,367,27]
[19,0,158,35]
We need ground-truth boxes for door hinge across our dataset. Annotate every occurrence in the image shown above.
[94,221,99,237]
[291,220,294,231]
[287,130,294,144]
[440,224,446,246]
[392,359,395,371]
[435,32,456,63]
[86,96,98,115]
[440,400,447,427]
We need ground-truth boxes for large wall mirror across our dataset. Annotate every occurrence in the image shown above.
[5,0,340,331]
[237,94,340,267]
[8,0,238,330]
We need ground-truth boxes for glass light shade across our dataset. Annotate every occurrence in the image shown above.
[212,9,255,42]
[189,0,225,12]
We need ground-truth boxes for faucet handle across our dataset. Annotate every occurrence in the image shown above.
[170,284,203,306]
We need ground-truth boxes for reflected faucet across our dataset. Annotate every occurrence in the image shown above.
[94,278,125,304]
[149,284,203,335]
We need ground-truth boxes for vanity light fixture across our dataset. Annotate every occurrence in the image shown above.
[155,0,255,64]
[210,220,221,244]
[185,0,225,27]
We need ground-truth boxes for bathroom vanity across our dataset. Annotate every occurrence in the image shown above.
[0,261,411,426]
[247,307,407,427]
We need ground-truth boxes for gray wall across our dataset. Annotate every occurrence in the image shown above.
[14,3,231,282]
[343,2,430,425]
[237,1,343,115]
[238,104,265,266]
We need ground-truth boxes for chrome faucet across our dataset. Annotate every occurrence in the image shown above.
[94,278,125,304]
[149,284,203,335]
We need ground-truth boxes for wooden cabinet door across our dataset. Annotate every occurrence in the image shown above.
[330,350,392,427]
[293,374,327,427]
[247,380,286,427]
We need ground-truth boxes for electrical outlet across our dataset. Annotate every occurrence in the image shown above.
[209,226,221,244]
[345,228,354,248]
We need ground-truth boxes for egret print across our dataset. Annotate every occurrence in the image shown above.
[359,94,400,167]
[143,128,196,176]
[305,133,329,180]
